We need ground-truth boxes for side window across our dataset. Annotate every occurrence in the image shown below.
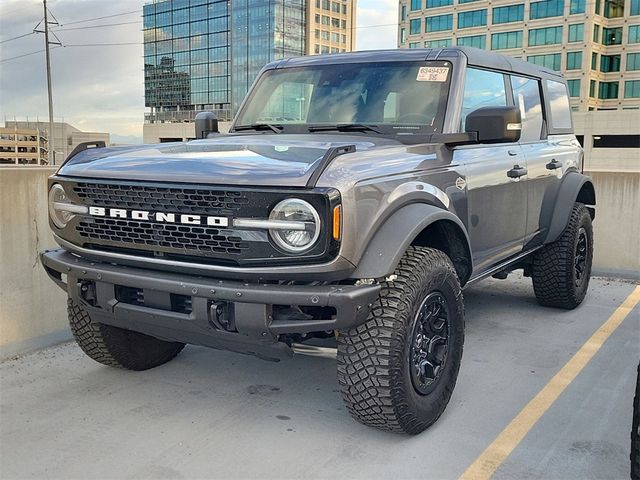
[510,75,544,141]
[461,68,507,130]
[545,80,572,130]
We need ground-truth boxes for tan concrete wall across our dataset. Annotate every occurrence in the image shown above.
[0,168,70,359]
[0,167,636,359]
[574,110,640,173]
[588,172,640,280]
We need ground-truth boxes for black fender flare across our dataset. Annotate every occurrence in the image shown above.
[545,172,596,244]
[350,203,472,280]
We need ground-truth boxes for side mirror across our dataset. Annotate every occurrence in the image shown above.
[465,106,521,143]
[195,111,219,139]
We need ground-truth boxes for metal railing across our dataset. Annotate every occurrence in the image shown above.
[145,109,233,124]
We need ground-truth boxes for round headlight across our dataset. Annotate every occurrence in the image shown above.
[48,183,82,229]
[269,199,321,253]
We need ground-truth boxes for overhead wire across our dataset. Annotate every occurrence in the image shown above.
[0,32,37,44]
[59,10,140,26]
[52,20,141,32]
[0,45,61,63]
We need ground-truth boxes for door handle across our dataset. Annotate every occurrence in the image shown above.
[546,159,561,170]
[507,165,528,179]
[507,150,518,156]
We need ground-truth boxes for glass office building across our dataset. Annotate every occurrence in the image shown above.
[398,0,640,110]
[143,0,233,122]
[143,0,355,125]
[230,0,306,111]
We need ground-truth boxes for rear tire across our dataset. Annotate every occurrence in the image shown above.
[337,247,464,434]
[68,298,185,371]
[531,203,593,309]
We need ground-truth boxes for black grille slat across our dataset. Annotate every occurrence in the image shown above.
[77,217,249,256]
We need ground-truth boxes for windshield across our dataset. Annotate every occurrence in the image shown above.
[234,60,452,137]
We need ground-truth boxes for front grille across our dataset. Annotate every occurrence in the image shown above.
[58,179,339,267]
[77,217,251,256]
[74,183,249,216]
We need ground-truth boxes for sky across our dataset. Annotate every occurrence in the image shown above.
[0,0,398,142]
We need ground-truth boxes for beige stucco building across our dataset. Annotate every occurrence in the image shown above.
[2,121,110,166]
[398,0,640,111]
[306,0,357,54]
[0,126,49,166]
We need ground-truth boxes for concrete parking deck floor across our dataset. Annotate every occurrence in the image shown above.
[1,275,638,480]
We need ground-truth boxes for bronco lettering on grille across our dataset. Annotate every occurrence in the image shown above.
[88,206,229,227]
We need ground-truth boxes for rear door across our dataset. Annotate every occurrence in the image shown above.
[509,75,563,245]
[455,68,528,273]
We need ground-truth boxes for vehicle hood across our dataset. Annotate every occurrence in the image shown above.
[58,134,400,187]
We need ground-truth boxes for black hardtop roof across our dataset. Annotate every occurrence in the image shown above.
[273,46,564,81]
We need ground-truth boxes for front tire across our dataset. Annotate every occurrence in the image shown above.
[337,247,465,434]
[68,298,185,371]
[531,203,593,309]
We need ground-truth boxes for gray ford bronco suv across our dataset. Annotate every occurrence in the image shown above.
[41,47,595,434]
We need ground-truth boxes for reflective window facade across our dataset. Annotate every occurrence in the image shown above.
[491,31,522,49]
[527,53,562,71]
[457,9,487,28]
[598,81,619,99]
[568,23,584,42]
[144,0,311,120]
[530,0,564,19]
[570,0,585,14]
[567,79,581,97]
[566,51,583,70]
[603,0,625,18]
[425,38,452,47]
[398,0,640,111]
[231,0,305,110]
[144,0,231,119]
[492,5,524,24]
[624,80,640,98]
[457,34,486,48]
[410,18,422,34]
[602,27,622,45]
[528,26,563,46]
[426,14,453,32]
[600,54,621,72]
[426,0,453,7]
[627,53,640,71]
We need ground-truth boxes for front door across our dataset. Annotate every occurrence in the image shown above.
[455,68,528,273]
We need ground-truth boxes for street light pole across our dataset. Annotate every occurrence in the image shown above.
[43,0,55,165]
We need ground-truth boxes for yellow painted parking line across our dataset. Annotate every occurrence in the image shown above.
[460,285,640,480]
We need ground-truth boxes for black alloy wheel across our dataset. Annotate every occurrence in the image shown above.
[410,292,450,396]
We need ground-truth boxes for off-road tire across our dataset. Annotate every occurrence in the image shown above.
[68,298,185,370]
[337,246,464,434]
[531,203,593,309]
[632,363,640,480]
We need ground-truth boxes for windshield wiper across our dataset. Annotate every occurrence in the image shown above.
[234,123,283,134]
[308,124,382,134]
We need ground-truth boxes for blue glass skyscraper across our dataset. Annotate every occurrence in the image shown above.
[143,0,307,122]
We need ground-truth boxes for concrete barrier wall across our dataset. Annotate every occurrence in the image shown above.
[0,167,637,359]
[0,168,71,360]
[587,172,640,280]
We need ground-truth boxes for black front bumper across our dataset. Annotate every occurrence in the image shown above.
[40,248,380,360]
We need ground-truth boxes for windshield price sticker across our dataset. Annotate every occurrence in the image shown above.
[416,66,449,82]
